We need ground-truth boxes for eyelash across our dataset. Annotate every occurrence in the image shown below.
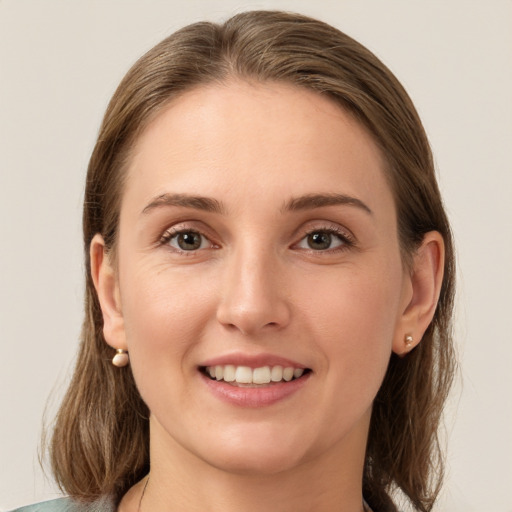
[158,224,355,254]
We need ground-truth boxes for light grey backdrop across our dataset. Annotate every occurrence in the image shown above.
[1,1,511,510]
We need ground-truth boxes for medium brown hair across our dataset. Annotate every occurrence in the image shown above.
[49,10,455,512]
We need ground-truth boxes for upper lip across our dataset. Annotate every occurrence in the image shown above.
[199,352,308,369]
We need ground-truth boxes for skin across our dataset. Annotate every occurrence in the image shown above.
[91,81,444,512]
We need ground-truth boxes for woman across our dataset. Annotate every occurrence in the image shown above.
[13,10,455,512]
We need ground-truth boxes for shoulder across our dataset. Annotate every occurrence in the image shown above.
[9,497,115,512]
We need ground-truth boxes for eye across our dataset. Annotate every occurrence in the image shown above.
[164,230,212,251]
[296,229,348,251]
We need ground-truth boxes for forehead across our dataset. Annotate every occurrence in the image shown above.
[123,80,393,217]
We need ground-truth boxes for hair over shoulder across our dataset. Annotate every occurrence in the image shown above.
[48,10,456,512]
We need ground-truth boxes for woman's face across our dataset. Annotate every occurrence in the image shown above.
[99,81,415,475]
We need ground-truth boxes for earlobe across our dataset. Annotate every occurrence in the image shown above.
[90,234,127,351]
[393,231,445,356]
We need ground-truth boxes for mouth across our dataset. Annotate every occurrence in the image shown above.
[200,365,312,387]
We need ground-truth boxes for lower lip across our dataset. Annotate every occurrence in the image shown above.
[200,372,311,408]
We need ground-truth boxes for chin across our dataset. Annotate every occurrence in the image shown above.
[192,424,317,476]
[205,445,306,476]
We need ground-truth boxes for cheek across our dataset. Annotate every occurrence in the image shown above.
[118,263,217,384]
[303,260,402,335]
[299,259,403,385]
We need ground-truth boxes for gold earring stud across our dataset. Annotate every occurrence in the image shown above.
[112,349,129,367]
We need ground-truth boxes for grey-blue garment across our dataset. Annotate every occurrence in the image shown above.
[9,497,115,512]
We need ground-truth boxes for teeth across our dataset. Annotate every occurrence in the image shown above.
[271,365,283,382]
[293,368,304,379]
[283,367,294,381]
[253,366,271,384]
[204,364,307,384]
[235,366,253,384]
[223,364,236,382]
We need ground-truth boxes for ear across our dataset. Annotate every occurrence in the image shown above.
[393,231,445,356]
[90,234,127,351]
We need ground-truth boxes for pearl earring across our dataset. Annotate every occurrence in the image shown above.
[404,335,414,348]
[112,349,129,367]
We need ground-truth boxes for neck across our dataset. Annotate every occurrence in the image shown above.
[145,463,366,512]
[120,413,370,512]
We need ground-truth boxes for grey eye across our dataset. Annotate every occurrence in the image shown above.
[297,230,345,251]
[307,232,332,250]
[169,231,208,251]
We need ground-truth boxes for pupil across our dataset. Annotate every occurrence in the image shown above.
[178,232,201,250]
[308,232,331,250]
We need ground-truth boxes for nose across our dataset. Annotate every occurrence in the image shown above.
[216,246,291,336]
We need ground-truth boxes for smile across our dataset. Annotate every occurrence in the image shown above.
[203,365,309,386]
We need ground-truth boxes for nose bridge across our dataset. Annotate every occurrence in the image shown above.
[216,237,290,335]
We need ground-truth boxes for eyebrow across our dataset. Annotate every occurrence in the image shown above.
[142,193,225,215]
[282,193,373,215]
[141,192,372,216]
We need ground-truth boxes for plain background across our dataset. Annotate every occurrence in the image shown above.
[1,1,511,510]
